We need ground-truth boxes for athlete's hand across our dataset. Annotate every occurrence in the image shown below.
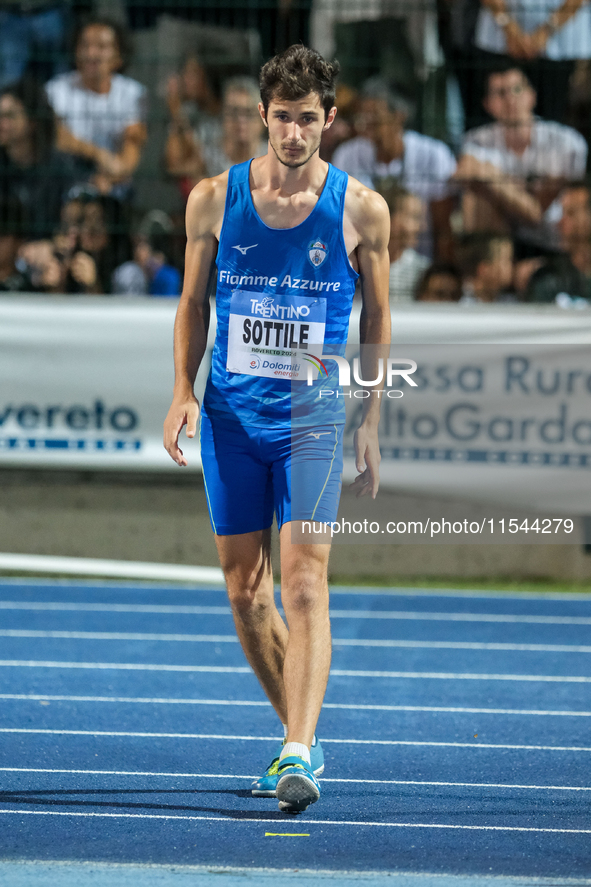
[349,423,381,498]
[163,395,200,466]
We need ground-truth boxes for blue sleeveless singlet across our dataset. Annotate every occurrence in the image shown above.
[202,159,359,428]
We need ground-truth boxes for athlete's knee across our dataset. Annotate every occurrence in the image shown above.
[225,566,274,620]
[281,569,328,618]
[217,529,272,618]
[228,586,272,623]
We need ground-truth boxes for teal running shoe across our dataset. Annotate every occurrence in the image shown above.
[251,736,324,798]
[251,742,282,797]
[276,755,321,814]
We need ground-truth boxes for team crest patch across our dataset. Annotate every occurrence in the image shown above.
[308,240,328,268]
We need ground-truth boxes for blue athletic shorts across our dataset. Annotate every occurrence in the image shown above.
[199,413,344,535]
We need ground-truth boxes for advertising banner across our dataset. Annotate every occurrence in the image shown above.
[0,297,202,471]
[335,342,591,542]
[1,297,590,529]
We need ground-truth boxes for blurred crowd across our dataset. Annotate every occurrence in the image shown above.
[1,6,591,306]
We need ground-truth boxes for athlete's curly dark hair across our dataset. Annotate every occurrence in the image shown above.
[259,45,340,120]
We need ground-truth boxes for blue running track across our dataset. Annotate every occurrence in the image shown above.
[0,580,590,882]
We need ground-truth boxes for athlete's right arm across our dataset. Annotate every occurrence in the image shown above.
[163,175,226,466]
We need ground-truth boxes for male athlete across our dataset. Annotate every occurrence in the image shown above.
[164,45,391,814]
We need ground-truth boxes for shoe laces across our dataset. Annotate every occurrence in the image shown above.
[266,758,280,776]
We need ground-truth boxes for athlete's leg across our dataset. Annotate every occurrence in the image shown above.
[215,529,289,723]
[278,522,332,749]
[201,414,289,720]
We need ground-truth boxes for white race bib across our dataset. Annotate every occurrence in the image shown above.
[226,290,326,381]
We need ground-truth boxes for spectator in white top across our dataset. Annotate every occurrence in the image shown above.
[455,64,587,255]
[474,0,591,123]
[332,78,457,259]
[45,17,147,199]
[382,184,429,303]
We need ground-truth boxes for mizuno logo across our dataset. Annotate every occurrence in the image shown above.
[307,431,332,439]
[232,244,258,255]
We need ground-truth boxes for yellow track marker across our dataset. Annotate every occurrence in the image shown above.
[265,832,309,837]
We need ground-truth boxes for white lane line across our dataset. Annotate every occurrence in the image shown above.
[2,601,591,625]
[0,631,240,643]
[0,809,589,833]
[0,693,265,706]
[330,671,591,682]
[313,609,591,626]
[0,768,255,778]
[328,779,591,791]
[0,661,251,673]
[0,602,231,615]
[0,660,589,682]
[2,694,590,718]
[1,768,590,792]
[2,630,591,654]
[323,639,591,652]
[1,728,590,751]
[0,694,267,706]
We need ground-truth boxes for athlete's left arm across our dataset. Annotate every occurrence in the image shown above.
[348,185,392,498]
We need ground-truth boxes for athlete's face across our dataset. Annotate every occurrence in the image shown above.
[261,92,336,169]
